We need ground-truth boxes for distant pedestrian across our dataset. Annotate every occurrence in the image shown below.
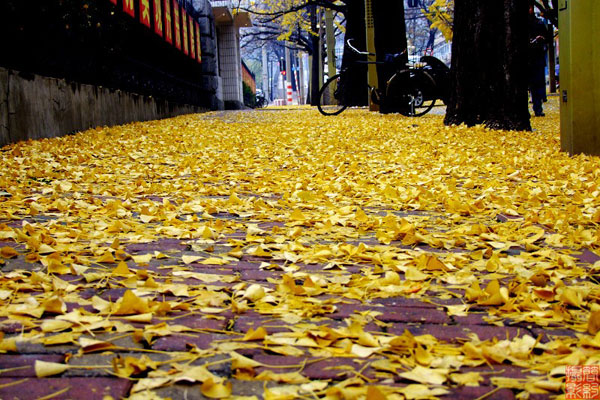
[555,57,560,88]
[528,4,548,117]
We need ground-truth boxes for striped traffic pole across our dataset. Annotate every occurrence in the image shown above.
[286,81,293,105]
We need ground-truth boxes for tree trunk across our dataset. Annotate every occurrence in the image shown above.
[340,0,368,106]
[444,0,531,131]
[309,5,321,106]
[339,0,407,107]
[373,0,408,92]
[548,35,556,93]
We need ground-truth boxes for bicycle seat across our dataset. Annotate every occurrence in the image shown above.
[419,56,450,71]
[383,53,405,66]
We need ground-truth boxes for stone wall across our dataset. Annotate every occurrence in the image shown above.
[0,0,220,145]
[0,68,205,147]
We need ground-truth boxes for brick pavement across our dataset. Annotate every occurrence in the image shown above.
[0,107,593,399]
[0,214,584,399]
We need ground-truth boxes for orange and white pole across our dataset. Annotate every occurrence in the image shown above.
[286,81,293,105]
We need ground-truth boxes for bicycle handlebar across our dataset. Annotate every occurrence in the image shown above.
[346,39,408,60]
[346,39,374,56]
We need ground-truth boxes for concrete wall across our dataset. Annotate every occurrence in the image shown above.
[0,68,206,146]
[217,23,244,109]
[194,0,222,110]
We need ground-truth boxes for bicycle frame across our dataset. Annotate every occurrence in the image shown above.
[317,40,444,117]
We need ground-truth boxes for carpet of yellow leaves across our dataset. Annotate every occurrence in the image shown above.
[0,97,598,399]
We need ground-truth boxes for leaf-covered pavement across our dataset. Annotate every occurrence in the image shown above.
[0,98,598,399]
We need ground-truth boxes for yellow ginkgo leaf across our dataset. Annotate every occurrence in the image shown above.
[405,267,429,281]
[41,332,80,346]
[589,310,600,335]
[366,386,387,400]
[112,260,133,276]
[0,246,18,258]
[41,320,73,333]
[289,209,306,221]
[201,378,233,399]
[139,214,156,223]
[0,335,17,353]
[398,384,449,400]
[38,244,57,254]
[254,370,309,384]
[97,251,116,264]
[243,326,267,341]
[243,284,266,302]
[450,372,483,386]
[559,288,582,308]
[79,337,117,353]
[414,345,434,366]
[35,360,69,377]
[42,296,66,314]
[132,253,153,265]
[121,313,153,323]
[182,255,202,264]
[398,365,448,385]
[355,208,369,223]
[114,290,150,315]
[230,352,263,370]
[200,257,230,265]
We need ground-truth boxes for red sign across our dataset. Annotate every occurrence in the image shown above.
[153,0,163,36]
[163,0,173,44]
[566,365,600,400]
[173,1,181,50]
[195,21,202,63]
[189,15,196,60]
[123,0,135,17]
[139,0,151,27]
[181,8,189,55]
[109,0,117,4]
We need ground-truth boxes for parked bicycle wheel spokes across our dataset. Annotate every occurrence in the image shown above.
[386,69,437,117]
[317,74,348,116]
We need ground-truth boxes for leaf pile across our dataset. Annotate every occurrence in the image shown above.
[0,99,598,399]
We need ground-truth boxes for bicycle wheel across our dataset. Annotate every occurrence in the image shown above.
[386,70,437,117]
[317,74,349,116]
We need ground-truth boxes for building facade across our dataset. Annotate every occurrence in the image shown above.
[0,0,223,144]
[210,0,252,109]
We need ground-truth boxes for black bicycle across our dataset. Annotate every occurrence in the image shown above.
[255,90,267,108]
[317,41,449,117]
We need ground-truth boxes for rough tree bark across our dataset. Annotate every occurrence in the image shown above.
[444,0,531,131]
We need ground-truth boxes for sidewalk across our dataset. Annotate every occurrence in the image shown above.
[0,99,598,399]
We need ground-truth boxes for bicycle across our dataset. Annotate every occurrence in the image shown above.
[255,90,267,108]
[317,40,449,117]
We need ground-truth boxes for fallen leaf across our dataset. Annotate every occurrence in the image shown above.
[398,365,448,385]
[35,360,69,377]
[589,311,600,335]
[201,378,233,398]
[114,290,151,315]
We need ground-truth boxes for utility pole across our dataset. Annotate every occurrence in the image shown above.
[364,0,378,111]
[309,5,321,106]
[262,46,269,101]
[309,5,320,105]
[285,46,293,105]
[298,52,306,104]
[325,8,337,104]
[317,9,324,90]
[293,54,301,105]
